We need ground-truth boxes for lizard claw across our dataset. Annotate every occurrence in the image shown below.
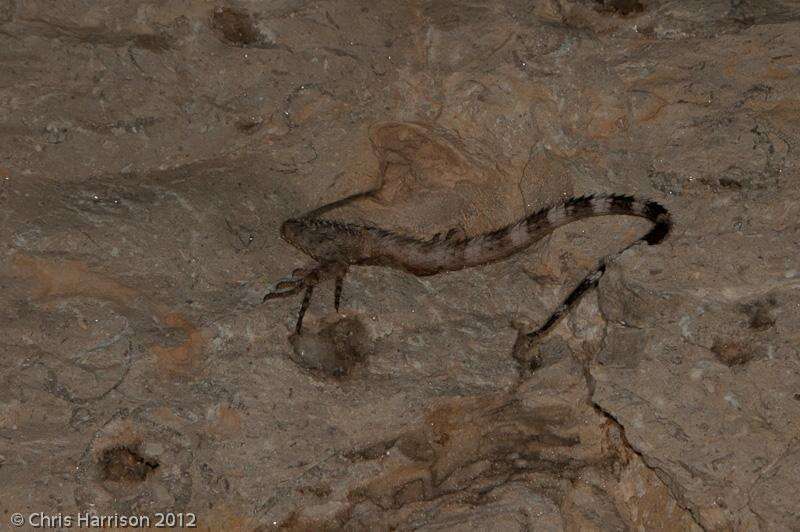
[263,265,320,302]
[275,278,300,290]
[262,277,303,302]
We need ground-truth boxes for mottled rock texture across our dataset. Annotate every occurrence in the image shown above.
[1,0,799,530]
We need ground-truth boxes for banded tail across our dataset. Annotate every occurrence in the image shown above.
[512,194,671,369]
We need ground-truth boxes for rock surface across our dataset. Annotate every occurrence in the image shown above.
[1,0,799,529]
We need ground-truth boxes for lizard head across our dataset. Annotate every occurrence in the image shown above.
[280,218,353,262]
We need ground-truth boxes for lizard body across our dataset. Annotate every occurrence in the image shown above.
[265,193,671,349]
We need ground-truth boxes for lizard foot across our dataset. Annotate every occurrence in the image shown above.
[509,318,548,373]
[511,331,541,371]
[262,267,316,302]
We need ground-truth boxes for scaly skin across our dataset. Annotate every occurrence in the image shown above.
[264,193,671,350]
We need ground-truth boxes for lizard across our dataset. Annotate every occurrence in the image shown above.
[262,193,672,357]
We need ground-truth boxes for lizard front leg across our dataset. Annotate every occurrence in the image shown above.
[263,262,348,333]
[296,284,315,333]
[334,275,344,312]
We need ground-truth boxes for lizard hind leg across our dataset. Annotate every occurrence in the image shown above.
[512,262,608,370]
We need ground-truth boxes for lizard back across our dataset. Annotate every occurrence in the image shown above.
[281,194,670,275]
